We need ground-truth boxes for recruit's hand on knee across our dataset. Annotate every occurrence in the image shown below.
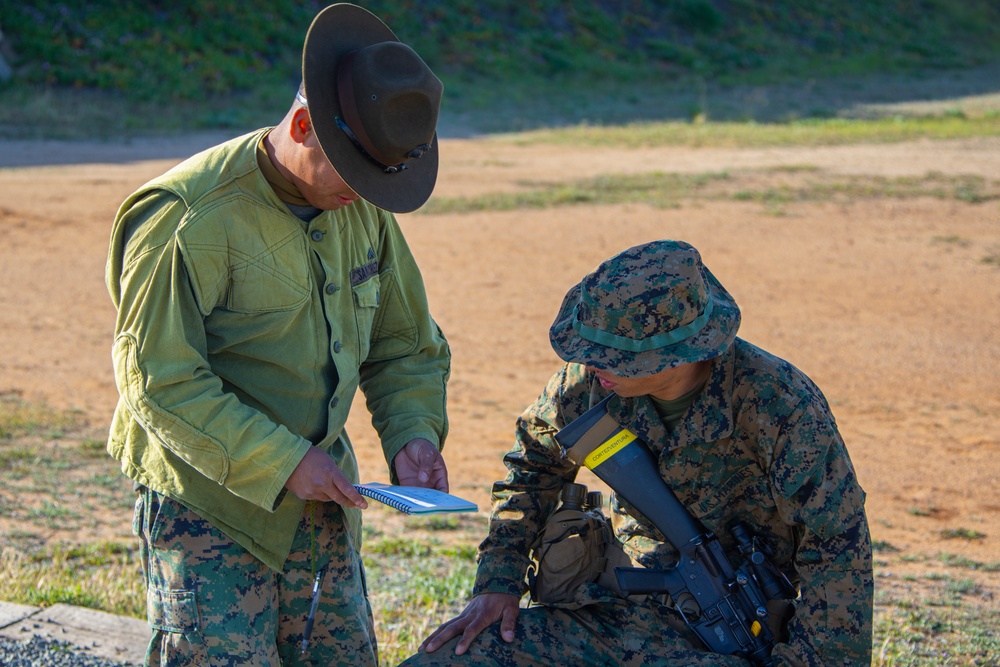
[284,446,368,508]
[419,593,520,655]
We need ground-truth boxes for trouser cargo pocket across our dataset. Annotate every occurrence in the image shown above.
[147,586,200,634]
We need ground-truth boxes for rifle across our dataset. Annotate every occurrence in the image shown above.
[556,395,796,667]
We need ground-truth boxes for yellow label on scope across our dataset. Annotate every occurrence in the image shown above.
[584,428,637,469]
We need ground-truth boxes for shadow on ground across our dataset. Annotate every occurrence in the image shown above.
[447,62,1000,135]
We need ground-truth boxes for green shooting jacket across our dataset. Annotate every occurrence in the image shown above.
[105,129,450,571]
[475,339,873,666]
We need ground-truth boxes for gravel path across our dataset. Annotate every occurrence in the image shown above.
[0,635,136,667]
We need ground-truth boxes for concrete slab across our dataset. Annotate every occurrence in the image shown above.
[0,602,149,665]
[0,601,39,629]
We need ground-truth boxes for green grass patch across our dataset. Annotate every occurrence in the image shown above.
[944,578,980,597]
[0,531,475,666]
[3,1,998,106]
[500,114,1000,149]
[0,541,145,617]
[0,396,133,551]
[932,235,973,248]
[0,392,78,440]
[873,603,999,665]
[940,528,987,541]
[422,169,1000,215]
[872,540,901,553]
[0,444,37,473]
[936,553,1000,572]
[26,501,81,530]
[422,171,731,214]
[0,83,287,141]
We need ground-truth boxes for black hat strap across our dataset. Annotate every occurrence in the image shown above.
[335,51,425,174]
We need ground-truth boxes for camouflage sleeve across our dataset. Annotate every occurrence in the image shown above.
[472,365,591,597]
[769,394,874,667]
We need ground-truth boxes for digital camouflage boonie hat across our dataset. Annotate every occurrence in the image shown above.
[549,240,741,378]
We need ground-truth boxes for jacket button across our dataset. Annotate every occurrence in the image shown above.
[325,283,337,294]
[333,341,342,353]
[331,397,339,408]
[311,230,324,242]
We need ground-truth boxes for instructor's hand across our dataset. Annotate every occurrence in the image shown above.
[418,593,520,655]
[393,438,449,492]
[284,447,368,508]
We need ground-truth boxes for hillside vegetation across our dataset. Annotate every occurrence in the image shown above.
[0,0,998,137]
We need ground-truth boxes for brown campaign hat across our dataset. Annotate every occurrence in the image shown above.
[302,4,443,213]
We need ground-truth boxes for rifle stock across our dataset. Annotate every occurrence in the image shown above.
[556,395,795,667]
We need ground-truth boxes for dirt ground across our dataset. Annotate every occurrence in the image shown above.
[0,124,998,601]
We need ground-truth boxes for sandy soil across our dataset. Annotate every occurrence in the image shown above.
[0,129,997,600]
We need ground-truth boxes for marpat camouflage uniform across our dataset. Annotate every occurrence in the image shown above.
[134,487,376,666]
[405,344,872,666]
[404,240,872,666]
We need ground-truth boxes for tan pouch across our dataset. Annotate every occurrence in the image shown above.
[528,483,632,608]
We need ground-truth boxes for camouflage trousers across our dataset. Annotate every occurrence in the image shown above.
[399,598,751,667]
[133,486,376,667]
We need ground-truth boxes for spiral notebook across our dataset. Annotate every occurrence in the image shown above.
[355,482,478,515]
